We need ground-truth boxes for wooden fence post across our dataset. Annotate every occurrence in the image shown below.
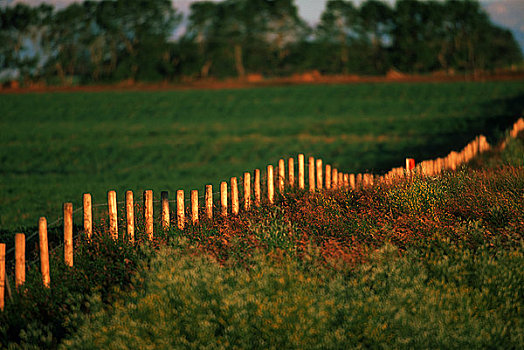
[144,190,153,240]
[316,159,323,190]
[221,182,228,216]
[325,164,331,190]
[83,193,92,240]
[332,168,338,189]
[244,172,251,211]
[108,191,118,240]
[191,190,199,224]
[161,191,170,230]
[254,169,261,206]
[267,165,274,204]
[206,185,213,219]
[363,173,374,188]
[177,190,185,230]
[298,154,305,190]
[343,174,349,190]
[278,159,285,194]
[309,157,315,192]
[0,243,4,311]
[338,171,343,188]
[231,177,239,215]
[288,157,294,188]
[349,174,355,190]
[126,191,135,243]
[64,203,73,267]
[406,158,415,173]
[15,233,25,289]
[39,217,50,288]
[356,173,362,188]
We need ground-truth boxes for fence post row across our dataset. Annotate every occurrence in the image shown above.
[4,116,524,311]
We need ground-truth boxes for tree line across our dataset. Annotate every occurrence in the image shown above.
[0,0,522,85]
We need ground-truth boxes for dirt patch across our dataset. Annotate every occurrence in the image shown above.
[2,71,524,95]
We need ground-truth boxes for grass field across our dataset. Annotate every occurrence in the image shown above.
[1,81,524,232]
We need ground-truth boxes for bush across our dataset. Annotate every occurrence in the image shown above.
[62,240,524,349]
[0,231,151,349]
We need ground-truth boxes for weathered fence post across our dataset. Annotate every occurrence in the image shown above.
[206,185,213,219]
[126,191,135,243]
[15,233,25,289]
[221,182,228,216]
[83,193,92,240]
[244,172,251,211]
[108,191,118,240]
[267,165,274,204]
[338,171,343,189]
[288,157,295,188]
[161,191,170,230]
[0,243,4,310]
[298,154,305,190]
[343,174,349,190]
[406,158,415,173]
[309,157,315,192]
[177,190,185,230]
[254,169,261,206]
[332,168,338,189]
[191,190,199,224]
[363,173,374,188]
[144,190,153,240]
[325,165,331,189]
[316,159,323,190]
[231,177,239,215]
[39,217,50,288]
[64,203,73,267]
[278,159,285,194]
[349,174,355,190]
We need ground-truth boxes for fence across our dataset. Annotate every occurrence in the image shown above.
[1,117,523,311]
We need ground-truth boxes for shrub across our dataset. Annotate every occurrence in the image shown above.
[62,241,524,349]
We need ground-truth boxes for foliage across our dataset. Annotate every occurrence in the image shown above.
[0,0,522,84]
[61,241,523,349]
[0,230,152,349]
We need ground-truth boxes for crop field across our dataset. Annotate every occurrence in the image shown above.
[1,80,524,232]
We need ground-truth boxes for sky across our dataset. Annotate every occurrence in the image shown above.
[3,0,524,52]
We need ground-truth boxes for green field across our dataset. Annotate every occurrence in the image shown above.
[1,81,524,231]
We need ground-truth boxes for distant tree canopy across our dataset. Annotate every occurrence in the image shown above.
[0,0,521,85]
